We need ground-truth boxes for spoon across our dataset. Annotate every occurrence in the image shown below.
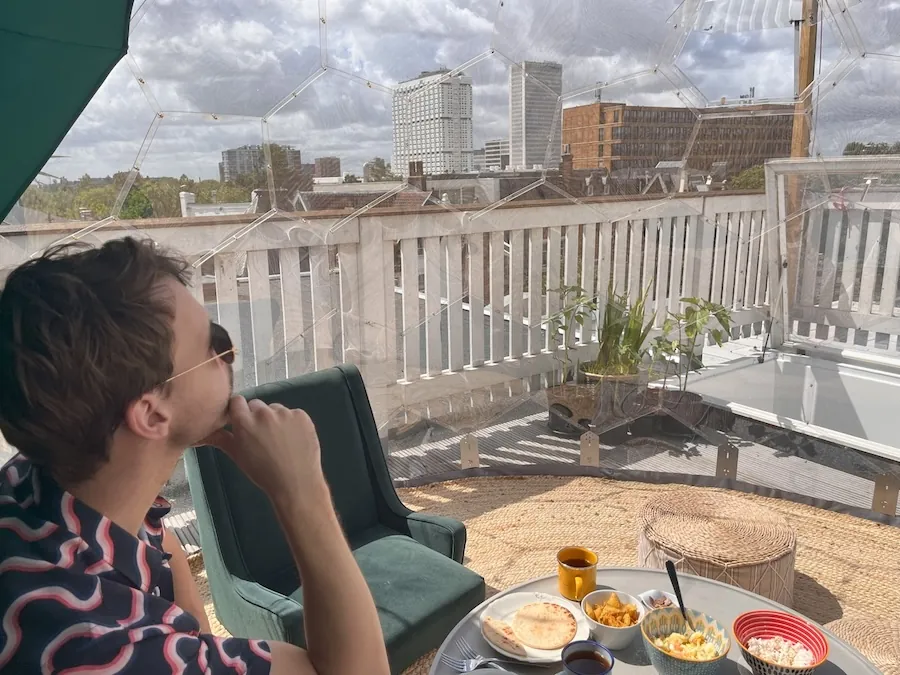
[665,560,695,632]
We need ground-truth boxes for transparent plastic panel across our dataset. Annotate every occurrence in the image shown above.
[390,53,558,216]
[2,62,156,239]
[128,0,322,117]
[675,2,850,108]
[775,159,900,351]
[264,68,395,212]
[814,57,900,159]
[492,0,690,96]
[4,0,900,553]
[117,112,270,226]
[840,0,900,59]
[558,72,697,201]
[325,0,494,79]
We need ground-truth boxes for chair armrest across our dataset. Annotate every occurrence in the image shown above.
[404,512,467,564]
[231,576,307,648]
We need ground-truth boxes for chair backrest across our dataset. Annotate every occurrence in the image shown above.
[186,365,384,587]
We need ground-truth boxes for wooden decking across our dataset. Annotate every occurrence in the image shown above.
[385,406,896,517]
[163,509,203,555]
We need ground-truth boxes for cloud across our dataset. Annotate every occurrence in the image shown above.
[31,0,900,183]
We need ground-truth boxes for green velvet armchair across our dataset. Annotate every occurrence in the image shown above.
[184,365,485,674]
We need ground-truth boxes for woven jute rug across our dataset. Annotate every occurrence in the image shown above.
[189,476,900,674]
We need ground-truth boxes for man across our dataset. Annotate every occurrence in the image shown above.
[0,237,390,675]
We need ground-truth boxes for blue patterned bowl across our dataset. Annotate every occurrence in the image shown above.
[640,607,731,675]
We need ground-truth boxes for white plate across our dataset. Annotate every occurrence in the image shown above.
[638,589,679,611]
[479,591,591,664]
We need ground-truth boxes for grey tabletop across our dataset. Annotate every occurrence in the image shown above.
[428,568,879,675]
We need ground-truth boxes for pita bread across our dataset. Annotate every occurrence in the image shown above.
[482,616,528,657]
[512,602,577,650]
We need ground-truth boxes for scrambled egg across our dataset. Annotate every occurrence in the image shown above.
[654,631,719,661]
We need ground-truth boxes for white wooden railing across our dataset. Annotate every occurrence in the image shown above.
[766,157,900,353]
[0,192,772,430]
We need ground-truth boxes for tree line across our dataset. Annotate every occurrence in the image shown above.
[18,144,309,222]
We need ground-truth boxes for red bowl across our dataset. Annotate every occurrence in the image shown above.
[733,611,829,674]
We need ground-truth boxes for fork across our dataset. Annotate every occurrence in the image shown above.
[439,635,544,672]
[439,653,515,672]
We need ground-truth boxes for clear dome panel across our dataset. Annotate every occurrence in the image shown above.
[675,1,851,108]
[264,68,394,209]
[325,0,494,79]
[813,57,900,159]
[3,61,155,237]
[116,112,269,226]
[128,0,322,117]
[492,0,686,97]
[3,0,899,568]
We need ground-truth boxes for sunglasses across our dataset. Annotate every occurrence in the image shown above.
[165,322,236,383]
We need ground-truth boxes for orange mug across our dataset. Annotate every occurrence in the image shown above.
[557,546,598,602]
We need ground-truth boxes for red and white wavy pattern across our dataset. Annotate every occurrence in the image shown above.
[0,517,58,541]
[0,582,103,669]
[1,463,273,674]
[60,493,81,536]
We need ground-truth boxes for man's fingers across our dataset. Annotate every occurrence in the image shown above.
[228,395,252,422]
[247,398,269,413]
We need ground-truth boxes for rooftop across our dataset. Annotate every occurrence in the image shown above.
[2,1,900,670]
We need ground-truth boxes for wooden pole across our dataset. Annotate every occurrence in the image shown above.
[786,0,819,306]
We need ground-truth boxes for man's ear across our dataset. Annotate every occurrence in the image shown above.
[122,392,172,442]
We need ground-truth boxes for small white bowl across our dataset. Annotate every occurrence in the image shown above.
[638,589,678,611]
[580,589,646,651]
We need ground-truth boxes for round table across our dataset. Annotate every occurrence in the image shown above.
[428,568,879,674]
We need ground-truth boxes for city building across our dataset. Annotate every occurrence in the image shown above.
[509,62,563,170]
[473,148,486,172]
[313,176,344,186]
[362,161,376,182]
[314,156,341,177]
[562,101,794,177]
[219,144,303,183]
[484,139,510,170]
[220,145,263,182]
[392,69,474,175]
[179,191,253,217]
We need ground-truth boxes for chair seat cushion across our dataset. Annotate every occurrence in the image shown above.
[290,529,485,673]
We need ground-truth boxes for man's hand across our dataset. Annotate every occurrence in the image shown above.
[203,396,327,504]
[200,396,390,675]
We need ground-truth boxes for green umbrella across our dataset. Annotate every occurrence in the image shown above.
[0,0,135,221]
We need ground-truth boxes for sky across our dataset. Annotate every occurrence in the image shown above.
[38,0,900,183]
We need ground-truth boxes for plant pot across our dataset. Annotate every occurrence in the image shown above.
[641,389,706,430]
[546,382,597,437]
[581,370,649,432]
[665,390,705,427]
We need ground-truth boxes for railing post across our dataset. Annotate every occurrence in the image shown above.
[353,215,397,437]
[764,165,786,348]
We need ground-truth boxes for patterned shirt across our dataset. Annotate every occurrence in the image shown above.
[0,454,272,674]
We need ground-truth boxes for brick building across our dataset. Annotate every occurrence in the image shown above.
[562,102,794,177]
[314,156,341,178]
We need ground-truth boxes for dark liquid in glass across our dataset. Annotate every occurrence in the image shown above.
[564,649,610,674]
[561,558,592,568]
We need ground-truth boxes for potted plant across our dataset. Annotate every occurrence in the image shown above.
[647,297,732,428]
[544,285,598,436]
[580,280,655,432]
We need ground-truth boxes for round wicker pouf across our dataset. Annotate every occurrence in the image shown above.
[637,489,798,606]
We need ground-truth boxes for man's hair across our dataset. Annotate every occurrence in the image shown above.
[0,237,191,484]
